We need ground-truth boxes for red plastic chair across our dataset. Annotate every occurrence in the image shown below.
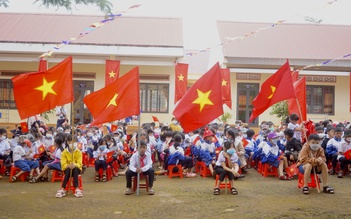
[261,163,278,178]
[9,165,29,182]
[132,173,149,192]
[63,175,83,193]
[167,164,183,179]
[297,173,320,189]
[51,169,63,182]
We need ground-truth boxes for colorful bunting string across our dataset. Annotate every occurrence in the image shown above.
[177,0,338,63]
[38,4,143,59]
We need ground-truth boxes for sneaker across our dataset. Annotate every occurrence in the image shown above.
[125,188,133,195]
[55,189,66,198]
[74,189,83,198]
[186,172,196,178]
[338,171,343,178]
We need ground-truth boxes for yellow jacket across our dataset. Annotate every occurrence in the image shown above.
[61,148,83,171]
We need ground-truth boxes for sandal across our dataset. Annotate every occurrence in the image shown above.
[29,178,38,183]
[337,171,343,178]
[279,175,290,180]
[40,177,49,182]
[102,175,107,182]
[125,188,133,195]
[74,189,83,198]
[302,186,309,194]
[231,187,238,195]
[95,174,100,182]
[11,176,17,182]
[323,186,335,194]
[213,188,220,195]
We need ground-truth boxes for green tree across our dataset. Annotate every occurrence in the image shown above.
[0,0,113,14]
[269,100,288,122]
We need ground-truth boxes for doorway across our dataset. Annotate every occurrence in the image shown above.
[237,83,259,126]
[73,81,94,125]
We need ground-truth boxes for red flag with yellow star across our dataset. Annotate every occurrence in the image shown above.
[84,67,140,126]
[220,68,232,109]
[344,149,351,160]
[285,163,299,177]
[12,57,73,120]
[110,124,118,133]
[288,77,307,122]
[173,62,223,133]
[105,60,120,86]
[249,61,295,122]
[20,122,29,133]
[174,63,188,104]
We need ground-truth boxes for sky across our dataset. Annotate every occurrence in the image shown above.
[2,0,351,50]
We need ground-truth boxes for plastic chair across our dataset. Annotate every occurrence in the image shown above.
[297,173,320,189]
[63,175,83,193]
[215,175,230,194]
[51,169,63,182]
[132,173,149,192]
[261,163,278,178]
[9,165,29,182]
[198,161,212,177]
[257,161,262,174]
[0,160,5,175]
[98,165,113,181]
[167,164,183,179]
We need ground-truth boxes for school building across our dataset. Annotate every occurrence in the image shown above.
[0,13,350,129]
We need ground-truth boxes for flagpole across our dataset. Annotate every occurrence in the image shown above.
[136,113,141,196]
[70,102,74,194]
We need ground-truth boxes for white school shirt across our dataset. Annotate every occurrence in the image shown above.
[129,151,153,173]
[93,148,109,161]
[41,136,54,148]
[169,145,184,156]
[56,107,67,120]
[262,143,279,157]
[338,140,351,160]
[12,146,26,162]
[200,141,215,153]
[215,151,238,166]
[0,138,10,155]
[288,122,302,142]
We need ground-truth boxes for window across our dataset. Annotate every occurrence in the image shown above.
[306,85,334,115]
[140,83,169,113]
[0,79,16,109]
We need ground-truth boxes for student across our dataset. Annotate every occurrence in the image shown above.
[315,126,325,140]
[227,129,247,174]
[11,136,40,182]
[261,132,290,180]
[321,126,334,155]
[56,135,83,198]
[0,128,11,175]
[125,141,155,195]
[213,141,240,195]
[337,130,351,178]
[296,134,334,194]
[30,136,64,183]
[287,113,303,143]
[199,129,218,176]
[284,128,302,164]
[245,129,257,168]
[93,139,109,182]
[326,127,343,175]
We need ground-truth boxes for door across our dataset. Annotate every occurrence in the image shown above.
[73,81,94,125]
[237,83,259,126]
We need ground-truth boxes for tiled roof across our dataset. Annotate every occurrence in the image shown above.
[217,21,351,60]
[0,13,183,47]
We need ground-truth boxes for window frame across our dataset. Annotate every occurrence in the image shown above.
[140,83,169,113]
[306,85,334,115]
[0,79,16,109]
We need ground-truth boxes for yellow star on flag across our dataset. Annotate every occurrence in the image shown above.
[221,79,227,86]
[109,71,116,78]
[267,85,276,99]
[35,77,57,100]
[106,93,118,108]
[178,74,184,81]
[192,89,214,112]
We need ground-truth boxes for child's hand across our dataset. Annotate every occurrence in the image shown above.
[232,169,239,177]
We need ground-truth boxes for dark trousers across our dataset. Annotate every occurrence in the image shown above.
[214,166,234,181]
[179,156,194,169]
[95,160,107,172]
[331,153,338,169]
[56,118,66,128]
[62,167,79,188]
[126,168,154,189]
[339,157,351,170]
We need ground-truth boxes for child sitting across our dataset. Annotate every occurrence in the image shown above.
[261,132,290,180]
[326,127,343,175]
[337,130,351,178]
[56,135,83,198]
[244,129,257,169]
[93,139,109,182]
[125,141,155,195]
[213,141,240,195]
[284,128,302,164]
[296,134,334,194]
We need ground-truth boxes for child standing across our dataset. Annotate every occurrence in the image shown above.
[287,113,303,143]
[213,141,240,195]
[296,134,334,194]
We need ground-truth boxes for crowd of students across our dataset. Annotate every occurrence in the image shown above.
[1,113,350,197]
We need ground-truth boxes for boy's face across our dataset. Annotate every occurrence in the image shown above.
[308,139,320,145]
[328,130,335,137]
[316,130,324,134]
[139,145,147,155]
[335,131,342,139]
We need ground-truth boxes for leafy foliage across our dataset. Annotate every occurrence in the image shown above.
[32,0,113,14]
[269,100,288,122]
[220,112,232,123]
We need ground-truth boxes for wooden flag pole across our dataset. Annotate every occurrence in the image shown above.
[136,114,141,196]
[70,102,74,194]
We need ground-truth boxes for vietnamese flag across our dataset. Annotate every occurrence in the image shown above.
[110,124,118,133]
[12,57,73,120]
[288,77,307,122]
[249,61,295,122]
[242,138,249,148]
[37,144,46,154]
[285,163,299,178]
[38,59,47,71]
[174,63,188,103]
[47,145,56,153]
[220,68,232,109]
[291,70,299,82]
[344,149,351,160]
[173,62,223,133]
[20,122,29,133]
[84,67,140,126]
[152,116,160,123]
[105,60,120,86]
